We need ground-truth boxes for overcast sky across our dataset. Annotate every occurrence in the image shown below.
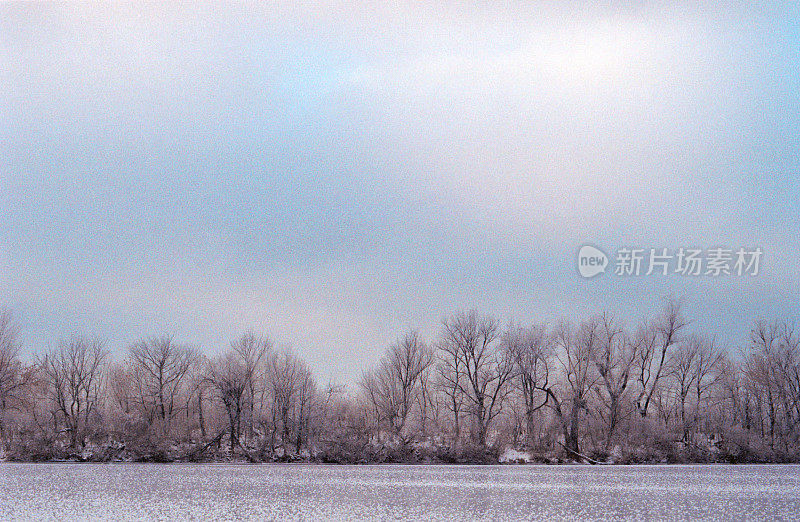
[2,3,799,384]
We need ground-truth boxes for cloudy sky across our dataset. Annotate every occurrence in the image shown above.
[2,3,798,383]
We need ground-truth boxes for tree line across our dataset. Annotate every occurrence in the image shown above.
[0,300,798,463]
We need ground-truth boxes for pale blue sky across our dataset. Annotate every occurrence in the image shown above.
[1,3,799,383]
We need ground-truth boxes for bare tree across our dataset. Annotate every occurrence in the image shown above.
[537,320,599,458]
[0,311,33,451]
[184,354,210,440]
[692,337,725,440]
[127,334,199,437]
[772,322,800,447]
[503,323,552,448]
[416,362,439,441]
[208,332,270,455]
[361,331,433,446]
[438,311,515,448]
[716,355,744,440]
[108,362,134,415]
[293,364,316,453]
[743,319,800,453]
[634,299,687,417]
[745,330,777,449]
[591,314,638,449]
[269,348,315,454]
[39,337,108,449]
[436,335,466,444]
[673,336,700,442]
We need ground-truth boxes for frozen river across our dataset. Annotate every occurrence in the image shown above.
[1,463,798,520]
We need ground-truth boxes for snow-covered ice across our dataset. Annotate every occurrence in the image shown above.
[1,463,798,520]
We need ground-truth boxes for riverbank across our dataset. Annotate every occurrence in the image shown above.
[4,440,796,465]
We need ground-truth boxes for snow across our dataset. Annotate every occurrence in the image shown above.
[499,448,533,463]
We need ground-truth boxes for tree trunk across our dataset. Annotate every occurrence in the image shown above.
[198,393,206,439]
[525,408,537,448]
[282,407,290,453]
[567,398,582,456]
[295,427,302,454]
[452,396,460,445]
[606,394,619,450]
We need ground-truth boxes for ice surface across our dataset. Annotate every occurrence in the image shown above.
[1,463,798,520]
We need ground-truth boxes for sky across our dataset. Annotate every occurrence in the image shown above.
[1,2,799,384]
